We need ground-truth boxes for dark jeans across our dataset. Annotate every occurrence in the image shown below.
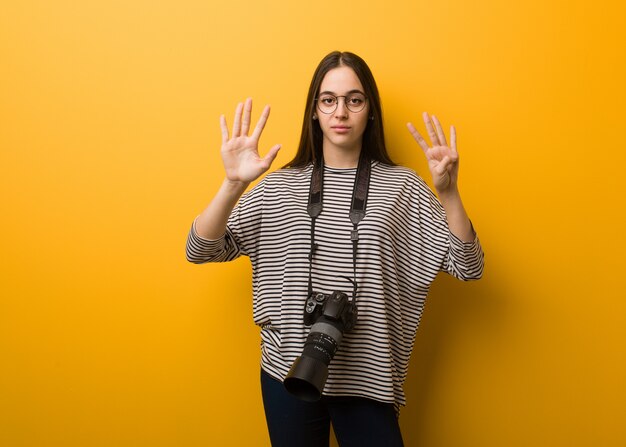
[261,369,404,447]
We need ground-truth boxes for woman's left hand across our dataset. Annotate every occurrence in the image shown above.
[407,112,459,195]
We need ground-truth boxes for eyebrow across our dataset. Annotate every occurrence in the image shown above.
[318,89,365,95]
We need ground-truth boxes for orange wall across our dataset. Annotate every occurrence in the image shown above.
[1,1,625,445]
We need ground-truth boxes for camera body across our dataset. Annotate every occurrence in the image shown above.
[284,290,358,402]
[304,291,358,330]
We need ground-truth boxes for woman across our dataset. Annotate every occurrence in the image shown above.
[186,51,484,446]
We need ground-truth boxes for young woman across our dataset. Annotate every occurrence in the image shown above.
[186,51,484,447]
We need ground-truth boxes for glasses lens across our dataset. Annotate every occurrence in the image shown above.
[346,93,366,112]
[317,95,337,114]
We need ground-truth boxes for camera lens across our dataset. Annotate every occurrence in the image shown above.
[284,319,344,401]
[286,290,357,401]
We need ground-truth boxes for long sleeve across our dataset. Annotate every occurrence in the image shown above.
[444,224,484,280]
[183,163,484,410]
[185,219,242,264]
[185,178,266,264]
[415,175,485,281]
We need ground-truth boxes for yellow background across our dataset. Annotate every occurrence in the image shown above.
[1,0,625,445]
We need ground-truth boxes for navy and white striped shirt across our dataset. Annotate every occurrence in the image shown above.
[186,161,484,408]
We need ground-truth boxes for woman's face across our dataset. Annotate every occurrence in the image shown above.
[315,66,369,159]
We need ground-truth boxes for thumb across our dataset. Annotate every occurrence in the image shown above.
[434,156,452,176]
[261,144,281,167]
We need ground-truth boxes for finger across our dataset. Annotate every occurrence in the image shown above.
[432,115,448,147]
[451,125,457,153]
[220,114,229,145]
[232,102,244,137]
[423,112,441,146]
[251,105,271,141]
[241,98,252,136]
[406,122,430,153]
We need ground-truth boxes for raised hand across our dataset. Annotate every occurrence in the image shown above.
[220,98,281,184]
[407,112,459,195]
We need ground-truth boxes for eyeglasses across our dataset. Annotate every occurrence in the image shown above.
[315,93,368,114]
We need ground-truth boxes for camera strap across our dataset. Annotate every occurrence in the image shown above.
[307,152,371,302]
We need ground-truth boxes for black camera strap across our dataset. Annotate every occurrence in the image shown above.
[307,152,371,302]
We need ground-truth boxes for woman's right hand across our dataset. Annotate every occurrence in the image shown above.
[220,98,281,185]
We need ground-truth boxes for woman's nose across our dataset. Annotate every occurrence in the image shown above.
[334,98,349,117]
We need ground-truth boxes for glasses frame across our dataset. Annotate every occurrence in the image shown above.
[314,93,368,114]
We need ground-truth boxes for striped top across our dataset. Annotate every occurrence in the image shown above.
[186,161,484,408]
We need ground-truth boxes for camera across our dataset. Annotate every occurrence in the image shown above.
[284,291,358,401]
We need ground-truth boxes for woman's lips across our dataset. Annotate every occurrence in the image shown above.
[331,126,351,133]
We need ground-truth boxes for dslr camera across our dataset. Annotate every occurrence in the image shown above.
[284,290,358,401]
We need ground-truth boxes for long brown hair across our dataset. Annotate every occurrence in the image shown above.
[283,51,395,168]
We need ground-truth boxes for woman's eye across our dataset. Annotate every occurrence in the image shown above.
[321,97,336,105]
[348,96,363,105]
